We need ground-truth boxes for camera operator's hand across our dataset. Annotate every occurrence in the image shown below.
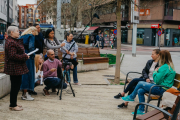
[71,64,74,69]
[60,43,65,47]
[70,55,73,59]
[50,68,57,72]
[66,50,69,54]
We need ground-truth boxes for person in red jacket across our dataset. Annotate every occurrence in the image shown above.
[4,26,29,111]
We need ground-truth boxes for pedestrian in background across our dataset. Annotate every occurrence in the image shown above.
[0,32,4,46]
[94,33,100,47]
[20,27,38,101]
[4,26,29,111]
[34,24,44,54]
[101,34,104,49]
[4,32,8,40]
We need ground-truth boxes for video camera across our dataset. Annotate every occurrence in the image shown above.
[62,59,72,68]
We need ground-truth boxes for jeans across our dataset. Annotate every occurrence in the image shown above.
[64,70,71,83]
[101,42,104,49]
[10,75,22,107]
[68,58,78,83]
[124,78,146,95]
[44,78,67,90]
[21,58,35,91]
[129,81,166,112]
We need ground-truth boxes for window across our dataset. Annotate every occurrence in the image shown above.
[47,17,48,20]
[164,0,180,16]
[50,16,51,19]
[137,29,145,45]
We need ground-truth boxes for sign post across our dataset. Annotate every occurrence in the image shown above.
[131,0,139,57]
[157,30,162,50]
[56,0,71,41]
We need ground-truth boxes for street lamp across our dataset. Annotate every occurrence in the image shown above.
[89,4,92,26]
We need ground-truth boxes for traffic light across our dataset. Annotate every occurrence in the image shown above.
[159,24,161,29]
[113,22,117,29]
[162,28,164,34]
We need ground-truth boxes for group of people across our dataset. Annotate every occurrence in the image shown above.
[4,25,80,111]
[114,49,176,115]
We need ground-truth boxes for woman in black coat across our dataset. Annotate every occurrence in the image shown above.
[114,49,160,108]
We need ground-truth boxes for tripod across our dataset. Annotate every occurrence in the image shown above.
[57,62,75,100]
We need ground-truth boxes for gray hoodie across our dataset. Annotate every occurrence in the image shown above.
[60,40,78,59]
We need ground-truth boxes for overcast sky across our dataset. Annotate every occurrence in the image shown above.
[17,0,36,5]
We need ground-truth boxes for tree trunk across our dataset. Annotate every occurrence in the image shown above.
[114,0,122,84]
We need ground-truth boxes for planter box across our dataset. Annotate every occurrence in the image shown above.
[0,74,10,99]
[77,60,109,72]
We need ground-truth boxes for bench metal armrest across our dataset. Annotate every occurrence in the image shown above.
[148,85,170,102]
[133,102,172,120]
[124,72,142,91]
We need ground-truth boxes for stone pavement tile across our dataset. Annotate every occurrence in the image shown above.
[0,69,157,120]
[78,67,127,85]
[0,84,157,120]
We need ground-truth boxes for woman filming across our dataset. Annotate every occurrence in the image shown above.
[61,33,80,85]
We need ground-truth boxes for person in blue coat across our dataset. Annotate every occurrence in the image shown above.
[0,32,4,45]
[20,27,38,101]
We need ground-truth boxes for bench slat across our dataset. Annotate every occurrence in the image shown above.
[136,109,161,120]
[145,93,160,100]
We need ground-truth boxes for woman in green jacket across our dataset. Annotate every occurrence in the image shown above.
[122,50,176,115]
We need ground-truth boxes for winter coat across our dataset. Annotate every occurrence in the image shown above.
[4,36,29,75]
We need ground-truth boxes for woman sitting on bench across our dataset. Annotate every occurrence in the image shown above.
[114,49,160,108]
[121,50,176,115]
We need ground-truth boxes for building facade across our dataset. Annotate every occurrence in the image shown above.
[0,0,7,33]
[18,4,40,29]
[82,0,180,47]
[11,0,18,26]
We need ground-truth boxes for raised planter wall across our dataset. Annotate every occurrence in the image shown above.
[77,60,109,72]
[0,74,10,99]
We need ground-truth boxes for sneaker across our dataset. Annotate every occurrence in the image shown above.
[131,109,145,116]
[25,92,34,101]
[21,95,27,100]
[114,93,123,99]
[117,103,128,109]
[122,95,134,102]
[30,91,37,95]
[74,83,81,85]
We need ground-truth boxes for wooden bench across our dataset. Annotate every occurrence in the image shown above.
[124,72,180,113]
[43,47,109,64]
[0,52,4,73]
[76,47,109,64]
[133,94,180,120]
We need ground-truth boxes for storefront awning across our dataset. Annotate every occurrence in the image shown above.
[87,26,99,31]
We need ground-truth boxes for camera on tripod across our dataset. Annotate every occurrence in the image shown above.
[62,59,72,68]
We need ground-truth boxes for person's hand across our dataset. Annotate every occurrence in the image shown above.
[71,65,74,69]
[155,67,160,71]
[60,43,65,47]
[38,75,43,78]
[66,50,69,54]
[146,79,151,83]
[25,53,30,59]
[50,68,57,72]
[39,63,43,70]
